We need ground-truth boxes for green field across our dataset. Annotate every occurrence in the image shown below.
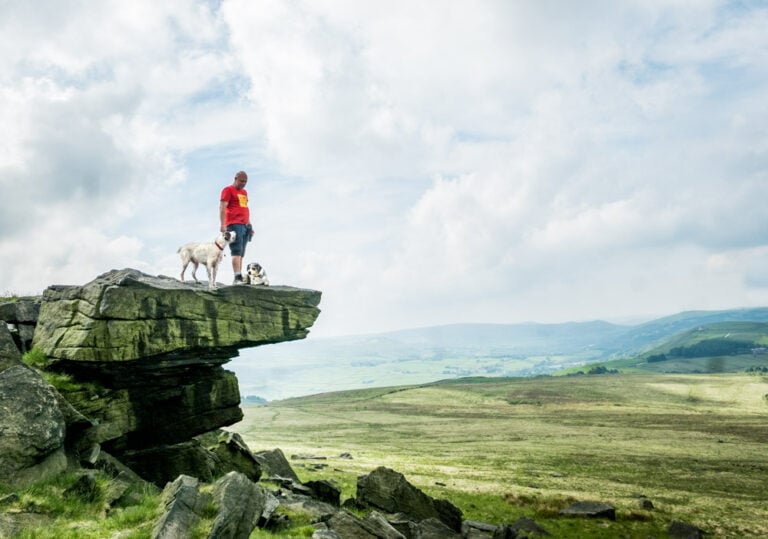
[233,373,768,538]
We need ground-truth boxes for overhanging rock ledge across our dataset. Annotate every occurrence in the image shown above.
[33,268,322,362]
[25,268,321,484]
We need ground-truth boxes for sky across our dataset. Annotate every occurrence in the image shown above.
[1,0,767,338]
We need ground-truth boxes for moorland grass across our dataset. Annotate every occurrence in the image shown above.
[232,373,768,538]
[2,471,162,539]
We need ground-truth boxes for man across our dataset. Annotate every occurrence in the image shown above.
[219,170,252,284]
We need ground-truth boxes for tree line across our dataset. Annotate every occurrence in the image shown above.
[647,338,754,363]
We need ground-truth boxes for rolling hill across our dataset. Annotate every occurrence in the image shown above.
[229,306,768,400]
[589,320,768,374]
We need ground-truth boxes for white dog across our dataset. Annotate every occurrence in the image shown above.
[177,231,236,290]
[244,262,269,286]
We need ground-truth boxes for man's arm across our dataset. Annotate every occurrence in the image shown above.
[219,200,228,233]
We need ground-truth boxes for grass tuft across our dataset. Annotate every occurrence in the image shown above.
[22,348,50,370]
[4,471,163,539]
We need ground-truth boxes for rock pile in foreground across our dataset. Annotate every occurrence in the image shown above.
[151,448,506,539]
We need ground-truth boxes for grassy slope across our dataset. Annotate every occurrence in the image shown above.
[233,373,768,538]
[608,308,768,354]
[588,322,768,374]
[0,471,163,539]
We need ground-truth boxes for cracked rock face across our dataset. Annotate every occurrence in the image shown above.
[33,268,321,362]
[21,268,321,482]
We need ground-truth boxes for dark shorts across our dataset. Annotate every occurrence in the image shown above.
[227,223,248,257]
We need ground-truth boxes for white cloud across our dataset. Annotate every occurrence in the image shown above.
[220,0,768,334]
[1,0,767,336]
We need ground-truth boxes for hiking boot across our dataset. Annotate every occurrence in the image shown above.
[233,275,244,285]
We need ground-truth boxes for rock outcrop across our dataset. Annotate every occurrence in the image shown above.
[0,268,615,538]
[33,268,320,362]
[1,268,321,486]
[0,365,67,486]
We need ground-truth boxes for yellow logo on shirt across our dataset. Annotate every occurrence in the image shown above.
[237,194,248,207]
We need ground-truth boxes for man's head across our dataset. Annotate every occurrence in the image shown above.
[233,171,248,189]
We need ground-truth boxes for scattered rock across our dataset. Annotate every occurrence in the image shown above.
[509,517,550,536]
[356,466,463,532]
[281,480,314,496]
[305,479,342,506]
[292,453,328,460]
[365,511,410,538]
[415,517,462,538]
[463,519,499,537]
[341,496,368,511]
[386,513,420,538]
[209,471,278,539]
[277,489,340,522]
[559,501,616,520]
[253,448,301,482]
[638,497,654,510]
[211,431,262,482]
[323,509,404,539]
[151,475,210,539]
[668,520,707,538]
[338,452,353,459]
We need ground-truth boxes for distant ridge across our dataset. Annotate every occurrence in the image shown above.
[231,306,768,400]
[351,320,628,353]
[343,307,768,356]
[605,306,768,355]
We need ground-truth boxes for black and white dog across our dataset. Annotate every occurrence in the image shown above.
[244,262,269,286]
[177,231,236,290]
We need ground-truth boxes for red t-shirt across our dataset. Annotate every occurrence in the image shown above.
[221,185,250,225]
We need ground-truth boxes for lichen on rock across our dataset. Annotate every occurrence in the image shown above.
[33,268,322,362]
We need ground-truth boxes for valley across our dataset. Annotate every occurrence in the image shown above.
[233,373,768,538]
